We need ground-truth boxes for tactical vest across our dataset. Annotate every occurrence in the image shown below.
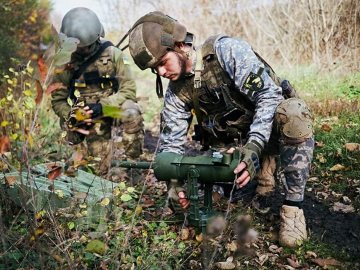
[169,35,282,147]
[70,41,119,105]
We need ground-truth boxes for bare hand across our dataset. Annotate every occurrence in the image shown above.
[178,191,190,209]
[227,147,251,188]
[82,106,94,123]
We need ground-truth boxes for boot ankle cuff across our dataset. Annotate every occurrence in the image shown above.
[283,200,303,209]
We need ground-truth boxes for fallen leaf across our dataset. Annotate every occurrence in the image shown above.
[332,202,355,213]
[5,175,17,185]
[286,257,300,268]
[135,205,142,215]
[316,154,327,164]
[47,165,62,180]
[255,254,269,266]
[316,191,329,200]
[311,257,341,268]
[329,164,345,171]
[308,177,319,182]
[0,136,10,154]
[37,55,47,83]
[100,197,110,206]
[214,261,236,269]
[54,189,64,199]
[268,244,282,254]
[315,141,325,147]
[46,82,66,95]
[141,198,155,208]
[305,251,317,258]
[344,143,360,152]
[180,228,190,240]
[34,224,45,237]
[195,233,203,242]
[35,79,43,105]
[321,124,332,132]
[226,241,238,252]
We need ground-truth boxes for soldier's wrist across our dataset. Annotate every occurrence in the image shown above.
[244,140,263,157]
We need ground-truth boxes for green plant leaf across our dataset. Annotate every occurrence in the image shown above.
[120,194,132,202]
[85,239,106,255]
[67,221,75,230]
[53,33,79,66]
[118,182,126,190]
[102,105,122,119]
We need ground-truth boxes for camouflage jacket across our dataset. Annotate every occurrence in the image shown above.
[160,36,284,154]
[51,40,137,122]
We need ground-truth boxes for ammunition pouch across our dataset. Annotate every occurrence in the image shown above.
[83,70,119,91]
[281,80,299,99]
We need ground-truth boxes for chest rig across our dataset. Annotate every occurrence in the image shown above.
[69,41,119,104]
[170,35,283,148]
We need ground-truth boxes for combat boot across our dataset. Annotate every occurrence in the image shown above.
[279,205,307,247]
[256,155,276,195]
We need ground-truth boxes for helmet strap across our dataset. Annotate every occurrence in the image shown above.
[152,69,164,98]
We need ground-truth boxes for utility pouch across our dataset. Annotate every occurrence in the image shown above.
[281,80,299,99]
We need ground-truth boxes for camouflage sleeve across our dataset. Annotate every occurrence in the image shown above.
[50,71,72,120]
[99,47,137,107]
[159,88,193,154]
[215,37,284,148]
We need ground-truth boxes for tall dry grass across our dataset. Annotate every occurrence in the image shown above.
[103,0,359,74]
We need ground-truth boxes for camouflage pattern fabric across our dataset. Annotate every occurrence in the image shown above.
[51,40,143,176]
[159,36,314,202]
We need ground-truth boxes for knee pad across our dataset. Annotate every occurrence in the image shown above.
[275,98,313,144]
[121,100,144,134]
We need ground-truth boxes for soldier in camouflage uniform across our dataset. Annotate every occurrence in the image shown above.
[126,11,314,247]
[51,7,144,178]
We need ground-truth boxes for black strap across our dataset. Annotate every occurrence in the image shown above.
[69,41,114,100]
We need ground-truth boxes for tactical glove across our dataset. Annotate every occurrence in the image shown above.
[87,103,103,119]
[241,141,263,180]
[121,100,144,134]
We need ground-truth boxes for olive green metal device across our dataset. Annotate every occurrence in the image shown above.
[113,150,242,231]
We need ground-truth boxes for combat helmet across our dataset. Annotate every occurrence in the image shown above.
[127,11,188,70]
[60,7,105,47]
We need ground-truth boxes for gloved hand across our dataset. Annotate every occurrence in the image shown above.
[121,100,144,134]
[240,141,262,180]
[86,103,103,119]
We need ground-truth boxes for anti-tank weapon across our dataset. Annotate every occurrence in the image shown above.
[113,149,242,231]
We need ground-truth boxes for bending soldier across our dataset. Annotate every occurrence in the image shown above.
[51,7,144,178]
[126,11,314,247]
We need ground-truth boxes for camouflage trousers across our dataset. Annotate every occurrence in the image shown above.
[86,128,144,177]
[266,98,314,202]
[277,136,314,201]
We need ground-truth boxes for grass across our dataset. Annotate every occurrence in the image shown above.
[277,66,360,102]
